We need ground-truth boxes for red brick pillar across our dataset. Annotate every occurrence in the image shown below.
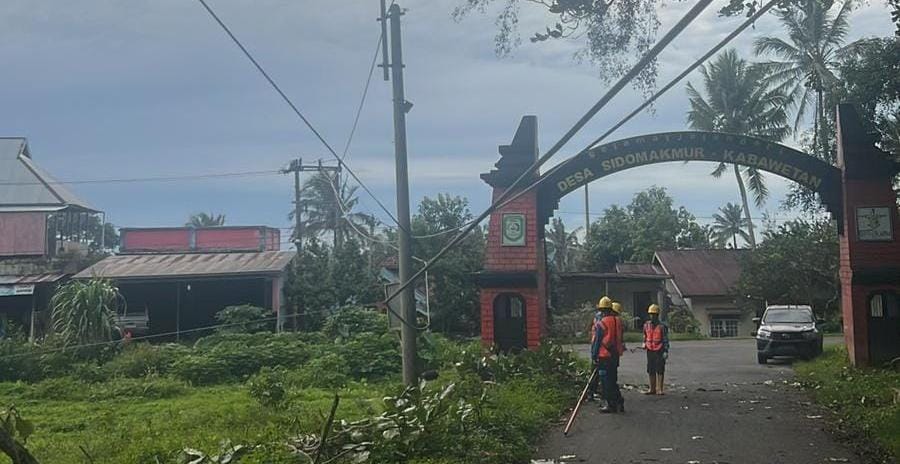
[836,104,900,366]
[477,116,548,350]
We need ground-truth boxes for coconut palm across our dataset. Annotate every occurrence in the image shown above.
[754,0,853,160]
[545,218,580,273]
[51,279,119,346]
[186,212,226,228]
[711,203,752,249]
[295,170,375,249]
[686,49,791,248]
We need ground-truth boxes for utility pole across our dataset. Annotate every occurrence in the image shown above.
[583,185,590,233]
[385,2,417,386]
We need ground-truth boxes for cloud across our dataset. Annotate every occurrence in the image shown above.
[0,0,892,232]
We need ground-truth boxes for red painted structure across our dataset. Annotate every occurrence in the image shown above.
[478,106,900,365]
[121,226,281,253]
[0,213,47,256]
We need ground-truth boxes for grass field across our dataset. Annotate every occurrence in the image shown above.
[794,346,900,461]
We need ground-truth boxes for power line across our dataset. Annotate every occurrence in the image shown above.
[194,0,407,235]
[0,169,280,186]
[488,0,781,219]
[382,0,716,307]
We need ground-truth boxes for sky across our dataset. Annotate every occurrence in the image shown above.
[1,1,895,243]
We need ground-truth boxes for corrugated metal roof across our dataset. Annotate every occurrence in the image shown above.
[74,251,296,280]
[654,249,744,297]
[0,273,67,285]
[615,263,664,275]
[0,138,97,211]
[559,272,671,281]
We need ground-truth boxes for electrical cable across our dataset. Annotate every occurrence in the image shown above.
[195,0,408,236]
[487,0,781,219]
[0,169,280,186]
[0,310,339,361]
[381,0,716,307]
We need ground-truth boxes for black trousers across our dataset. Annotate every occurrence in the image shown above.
[599,357,622,407]
[587,362,601,398]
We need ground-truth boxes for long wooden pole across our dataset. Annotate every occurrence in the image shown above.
[564,368,598,436]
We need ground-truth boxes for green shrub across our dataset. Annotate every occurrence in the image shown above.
[101,343,190,378]
[0,337,42,382]
[94,376,188,400]
[335,332,401,380]
[215,304,273,334]
[25,376,90,401]
[171,354,233,385]
[667,305,701,334]
[322,306,387,339]
[247,367,287,407]
[286,353,349,389]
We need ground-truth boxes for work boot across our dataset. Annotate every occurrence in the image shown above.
[599,405,614,414]
[618,399,625,413]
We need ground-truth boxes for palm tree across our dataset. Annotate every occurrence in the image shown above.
[186,212,226,228]
[545,218,580,273]
[295,170,374,249]
[710,203,751,249]
[686,49,791,248]
[754,0,852,160]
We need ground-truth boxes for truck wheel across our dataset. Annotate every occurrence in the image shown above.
[757,354,767,365]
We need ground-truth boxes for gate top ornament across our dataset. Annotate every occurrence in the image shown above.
[536,131,844,226]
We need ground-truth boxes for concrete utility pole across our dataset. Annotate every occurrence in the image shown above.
[386,2,418,386]
[583,185,590,233]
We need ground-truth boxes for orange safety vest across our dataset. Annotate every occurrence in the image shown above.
[643,321,665,352]
[598,315,624,359]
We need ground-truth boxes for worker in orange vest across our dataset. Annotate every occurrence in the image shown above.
[586,297,608,402]
[642,304,670,395]
[592,297,625,413]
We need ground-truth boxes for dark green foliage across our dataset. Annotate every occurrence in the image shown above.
[667,306,702,334]
[735,219,840,321]
[407,194,485,335]
[172,335,312,385]
[335,332,402,380]
[284,237,333,331]
[247,367,287,408]
[321,306,387,339]
[100,343,190,378]
[214,305,273,334]
[580,187,709,270]
[286,353,349,389]
[330,237,381,306]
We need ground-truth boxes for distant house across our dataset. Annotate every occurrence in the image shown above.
[653,249,749,338]
[76,226,295,337]
[0,137,103,339]
[556,263,671,330]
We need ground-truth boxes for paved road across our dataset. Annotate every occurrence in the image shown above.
[534,338,858,464]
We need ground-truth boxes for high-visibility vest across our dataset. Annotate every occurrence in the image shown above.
[643,321,666,352]
[598,315,624,360]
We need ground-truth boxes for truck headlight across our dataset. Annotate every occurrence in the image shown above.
[757,329,772,339]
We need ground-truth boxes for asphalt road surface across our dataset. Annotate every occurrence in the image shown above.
[534,337,859,464]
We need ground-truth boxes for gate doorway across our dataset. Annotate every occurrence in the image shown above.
[868,292,900,365]
[493,293,527,352]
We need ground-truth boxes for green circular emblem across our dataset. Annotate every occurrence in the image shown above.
[503,216,524,242]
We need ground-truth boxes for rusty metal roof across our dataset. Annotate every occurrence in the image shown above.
[654,249,745,297]
[615,263,664,275]
[74,251,296,280]
[0,273,67,285]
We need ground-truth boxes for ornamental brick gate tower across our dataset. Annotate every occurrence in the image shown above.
[477,116,547,351]
[477,105,900,365]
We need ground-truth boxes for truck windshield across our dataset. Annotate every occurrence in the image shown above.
[764,309,813,323]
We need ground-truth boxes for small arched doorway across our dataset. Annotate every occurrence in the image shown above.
[493,293,527,352]
[868,291,900,364]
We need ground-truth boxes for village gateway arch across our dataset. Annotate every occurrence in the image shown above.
[476,104,899,366]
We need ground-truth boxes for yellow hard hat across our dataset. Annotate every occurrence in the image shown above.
[611,302,623,314]
[597,296,612,309]
[648,304,660,315]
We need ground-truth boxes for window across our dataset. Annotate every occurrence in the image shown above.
[870,294,884,318]
[710,318,739,338]
[509,296,524,318]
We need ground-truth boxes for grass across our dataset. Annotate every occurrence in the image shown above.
[794,346,900,461]
[0,378,394,464]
